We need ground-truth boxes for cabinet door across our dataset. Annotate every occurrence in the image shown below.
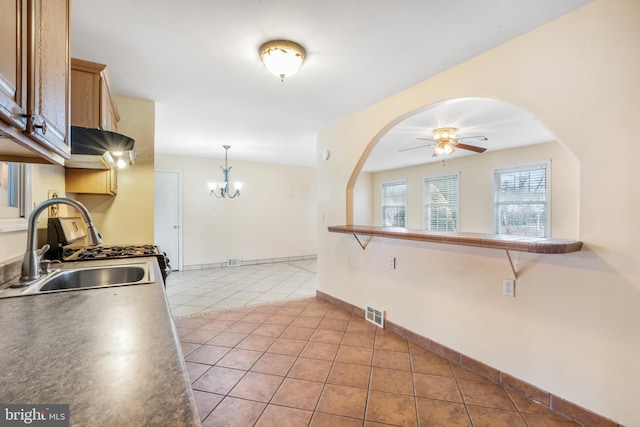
[0,0,28,130]
[25,0,70,159]
[70,67,101,128]
[65,168,117,195]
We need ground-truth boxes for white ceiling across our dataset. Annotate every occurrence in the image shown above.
[70,0,590,170]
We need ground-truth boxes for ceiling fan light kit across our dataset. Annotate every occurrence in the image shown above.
[432,127,458,156]
[434,141,454,155]
[433,127,457,143]
[259,40,306,81]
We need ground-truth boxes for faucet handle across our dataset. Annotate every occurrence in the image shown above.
[37,244,51,258]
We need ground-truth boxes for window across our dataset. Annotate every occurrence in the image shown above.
[493,162,550,237]
[1,162,21,218]
[381,180,406,227]
[423,173,459,232]
[0,162,31,232]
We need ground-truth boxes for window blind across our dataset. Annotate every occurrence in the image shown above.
[423,174,459,232]
[493,163,549,237]
[381,180,406,227]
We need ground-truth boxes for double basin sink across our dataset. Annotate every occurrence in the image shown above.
[0,261,155,298]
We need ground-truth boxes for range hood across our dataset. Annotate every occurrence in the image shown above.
[66,126,136,169]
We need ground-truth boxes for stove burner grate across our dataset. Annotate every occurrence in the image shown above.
[64,245,161,259]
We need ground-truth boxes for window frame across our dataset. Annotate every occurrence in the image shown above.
[492,161,551,238]
[423,172,460,232]
[381,179,407,227]
[0,163,32,233]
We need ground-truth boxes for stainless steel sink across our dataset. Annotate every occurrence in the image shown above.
[38,264,152,292]
[0,262,155,298]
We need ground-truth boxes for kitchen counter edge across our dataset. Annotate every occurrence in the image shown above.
[0,257,201,426]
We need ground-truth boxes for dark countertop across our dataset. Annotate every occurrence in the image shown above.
[0,257,201,427]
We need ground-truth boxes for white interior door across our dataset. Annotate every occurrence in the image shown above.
[154,170,181,270]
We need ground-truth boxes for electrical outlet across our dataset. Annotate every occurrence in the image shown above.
[502,279,515,297]
[388,257,396,269]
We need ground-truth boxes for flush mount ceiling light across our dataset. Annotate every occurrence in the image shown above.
[208,145,243,198]
[259,40,306,81]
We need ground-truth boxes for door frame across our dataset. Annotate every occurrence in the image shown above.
[154,168,183,271]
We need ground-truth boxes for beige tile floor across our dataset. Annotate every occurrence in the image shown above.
[171,266,580,426]
[166,259,317,317]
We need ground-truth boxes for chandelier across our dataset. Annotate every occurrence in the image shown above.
[259,40,306,81]
[208,145,243,198]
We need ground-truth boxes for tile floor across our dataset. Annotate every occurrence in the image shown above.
[173,292,580,426]
[165,259,317,317]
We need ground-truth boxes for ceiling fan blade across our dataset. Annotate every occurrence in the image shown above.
[456,143,487,153]
[416,137,436,142]
[457,135,487,143]
[399,144,432,152]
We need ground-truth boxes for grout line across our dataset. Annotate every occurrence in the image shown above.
[409,342,421,427]
[363,326,378,424]
[451,364,476,426]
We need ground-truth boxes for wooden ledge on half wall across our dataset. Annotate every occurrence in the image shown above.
[327,225,583,254]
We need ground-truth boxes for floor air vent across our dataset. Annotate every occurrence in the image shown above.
[227,258,242,267]
[365,305,384,328]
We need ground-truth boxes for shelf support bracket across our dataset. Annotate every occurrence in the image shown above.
[505,249,518,280]
[353,234,372,251]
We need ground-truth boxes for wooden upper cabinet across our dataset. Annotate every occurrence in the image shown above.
[0,0,28,132]
[0,0,70,165]
[71,58,120,131]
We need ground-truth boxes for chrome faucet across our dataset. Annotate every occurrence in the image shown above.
[19,198,102,284]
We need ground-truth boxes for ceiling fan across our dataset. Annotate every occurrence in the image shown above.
[400,127,488,156]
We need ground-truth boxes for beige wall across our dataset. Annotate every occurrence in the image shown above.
[70,96,155,245]
[368,141,578,238]
[317,0,639,425]
[155,154,317,267]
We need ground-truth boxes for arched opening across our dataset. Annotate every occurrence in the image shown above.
[346,97,579,239]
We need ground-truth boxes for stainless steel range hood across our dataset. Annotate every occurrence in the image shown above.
[66,126,136,169]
